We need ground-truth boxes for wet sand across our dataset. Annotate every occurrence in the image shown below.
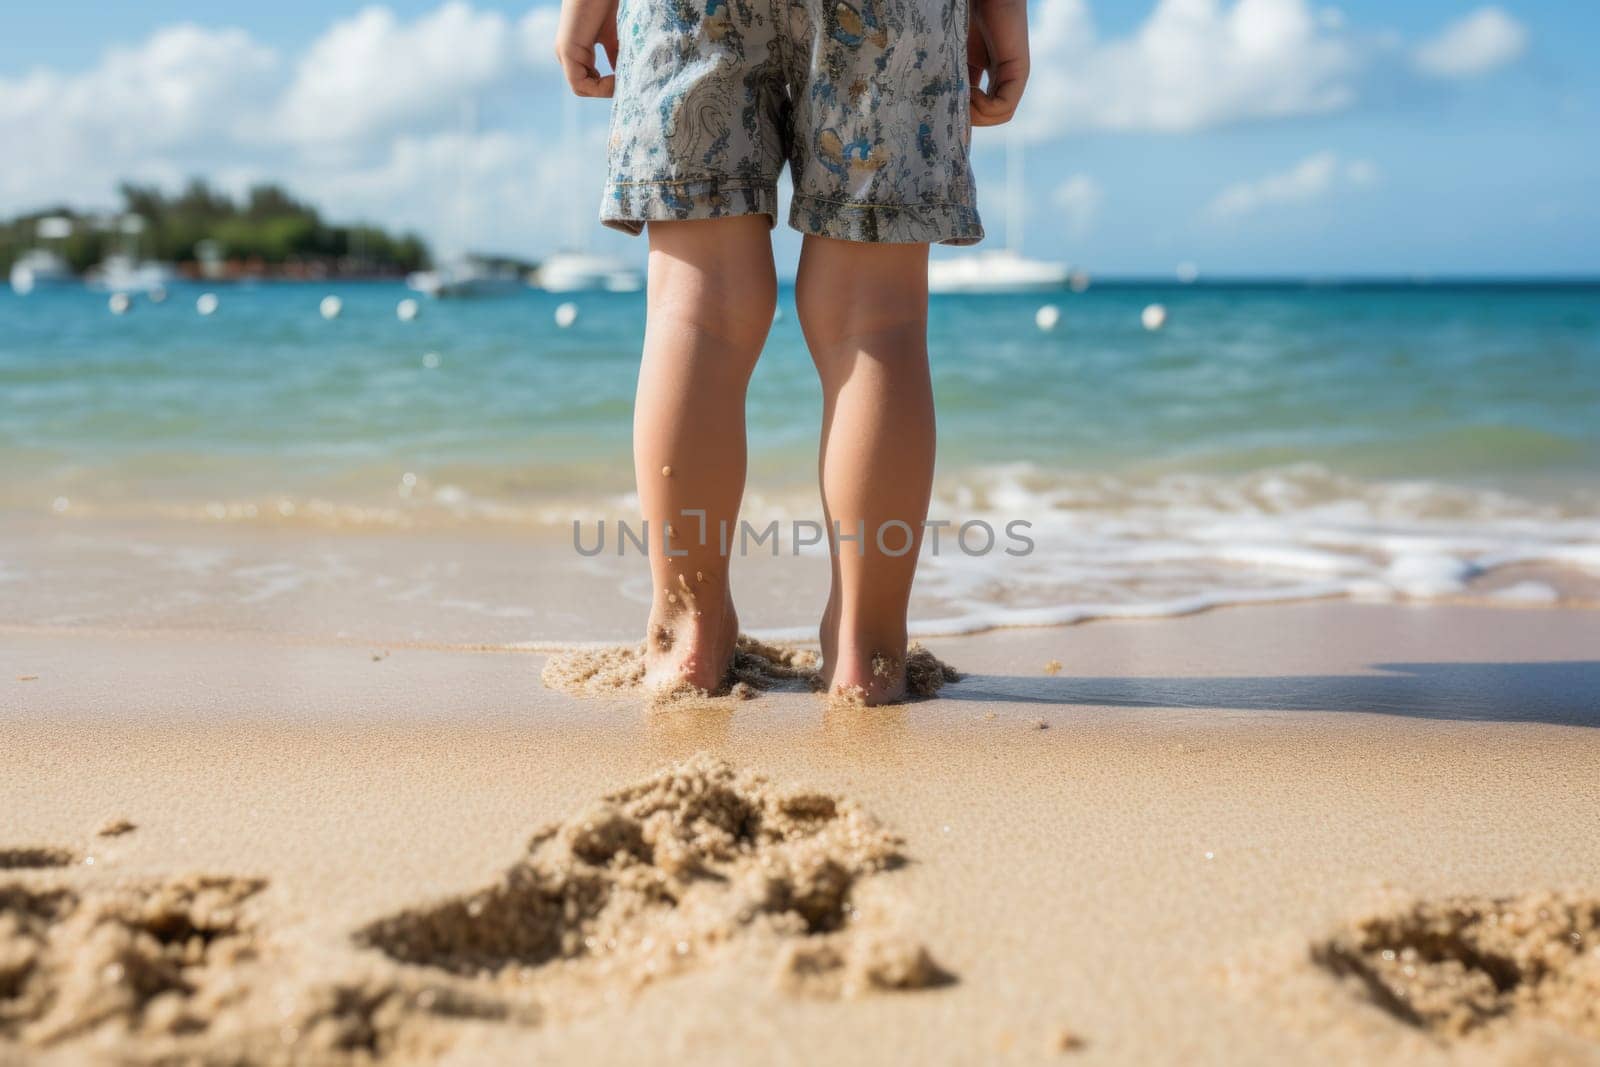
[4,602,1600,1065]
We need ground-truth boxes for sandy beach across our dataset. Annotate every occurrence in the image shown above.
[6,2,1599,1062]
[5,601,1599,1065]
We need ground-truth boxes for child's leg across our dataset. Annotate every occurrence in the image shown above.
[794,235,934,704]
[635,216,777,690]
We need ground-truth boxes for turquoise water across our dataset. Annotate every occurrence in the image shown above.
[3,281,1597,512]
[3,279,1598,638]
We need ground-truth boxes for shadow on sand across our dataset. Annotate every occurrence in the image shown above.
[941,661,1600,727]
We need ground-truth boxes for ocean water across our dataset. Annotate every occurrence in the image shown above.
[3,280,1598,640]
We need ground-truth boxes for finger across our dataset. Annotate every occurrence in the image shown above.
[562,61,605,97]
[558,53,590,95]
[970,56,1027,124]
[970,88,1011,126]
[969,0,1027,123]
[557,42,606,97]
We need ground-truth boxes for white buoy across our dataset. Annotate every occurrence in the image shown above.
[1141,303,1168,331]
[397,298,420,322]
[197,293,219,317]
[554,302,579,328]
[1034,304,1061,331]
[1069,270,1091,293]
[319,295,343,320]
[108,292,131,315]
[148,286,168,304]
[421,352,441,369]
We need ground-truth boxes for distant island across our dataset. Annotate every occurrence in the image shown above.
[1,181,431,281]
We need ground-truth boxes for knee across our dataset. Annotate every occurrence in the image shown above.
[654,270,776,356]
[648,225,777,352]
[794,251,928,353]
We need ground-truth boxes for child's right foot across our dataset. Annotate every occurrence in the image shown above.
[823,642,909,706]
[643,574,739,693]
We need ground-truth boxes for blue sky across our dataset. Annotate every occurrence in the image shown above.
[2,1,1596,276]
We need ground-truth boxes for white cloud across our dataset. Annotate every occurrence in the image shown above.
[1052,175,1104,237]
[1023,0,1361,137]
[0,3,576,249]
[0,25,279,205]
[298,127,607,254]
[516,7,564,69]
[276,3,523,145]
[1206,151,1378,218]
[1413,6,1528,80]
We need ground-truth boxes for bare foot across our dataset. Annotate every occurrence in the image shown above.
[644,573,739,693]
[822,640,909,706]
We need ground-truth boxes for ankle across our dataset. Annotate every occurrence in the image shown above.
[644,587,739,692]
[824,627,910,705]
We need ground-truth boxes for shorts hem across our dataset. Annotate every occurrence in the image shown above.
[601,179,779,236]
[788,194,984,247]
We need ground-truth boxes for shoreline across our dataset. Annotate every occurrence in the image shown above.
[5,589,1600,658]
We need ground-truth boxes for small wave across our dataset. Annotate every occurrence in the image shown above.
[9,464,1596,644]
[889,463,1599,636]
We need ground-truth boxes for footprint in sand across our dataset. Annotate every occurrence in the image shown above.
[0,868,514,1063]
[3,761,948,1062]
[0,847,76,870]
[0,874,266,1046]
[355,754,951,1001]
[1312,890,1600,1042]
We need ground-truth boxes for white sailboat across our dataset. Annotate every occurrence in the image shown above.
[406,256,522,298]
[407,99,524,299]
[9,249,74,294]
[87,253,178,294]
[11,216,80,294]
[527,96,644,294]
[533,252,643,293]
[929,128,1069,294]
[83,216,178,294]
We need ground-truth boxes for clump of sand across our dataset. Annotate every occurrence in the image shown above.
[541,635,819,707]
[542,636,958,707]
[0,875,265,1047]
[1312,890,1600,1041]
[356,754,947,1000]
[96,818,137,838]
[825,643,963,708]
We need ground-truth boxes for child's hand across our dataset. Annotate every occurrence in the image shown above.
[555,0,620,98]
[968,0,1029,126]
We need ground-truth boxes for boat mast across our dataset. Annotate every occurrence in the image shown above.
[451,96,477,261]
[563,93,586,253]
[1005,124,1024,254]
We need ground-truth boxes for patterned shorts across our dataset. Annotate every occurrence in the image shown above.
[601,0,984,245]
